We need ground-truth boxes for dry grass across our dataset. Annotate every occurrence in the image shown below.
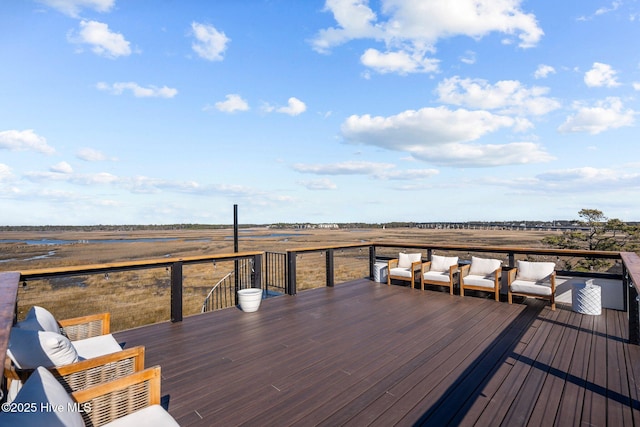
[2,227,559,331]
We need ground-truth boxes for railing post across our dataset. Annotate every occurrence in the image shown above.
[287,251,297,295]
[326,249,334,287]
[170,261,183,323]
[369,246,376,279]
[253,254,262,290]
[625,264,640,345]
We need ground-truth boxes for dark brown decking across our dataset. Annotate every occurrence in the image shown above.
[114,279,640,426]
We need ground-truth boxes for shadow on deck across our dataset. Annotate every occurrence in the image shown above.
[114,278,640,426]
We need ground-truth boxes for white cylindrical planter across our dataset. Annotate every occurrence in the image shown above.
[572,279,601,315]
[238,288,263,312]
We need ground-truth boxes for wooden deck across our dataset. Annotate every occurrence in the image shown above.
[114,279,640,426]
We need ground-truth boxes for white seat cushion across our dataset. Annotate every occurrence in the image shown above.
[463,275,497,289]
[8,328,79,369]
[516,260,555,281]
[469,257,501,276]
[430,255,458,272]
[0,367,84,427]
[510,279,553,296]
[390,267,413,278]
[423,271,451,283]
[73,334,123,360]
[103,405,180,427]
[398,252,421,268]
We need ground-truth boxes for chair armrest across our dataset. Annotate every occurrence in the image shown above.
[6,346,145,393]
[411,261,422,272]
[550,272,556,292]
[388,259,399,269]
[494,267,503,280]
[421,261,432,274]
[53,346,145,393]
[459,264,470,278]
[507,268,517,284]
[72,366,162,427]
[448,264,458,277]
[59,312,110,340]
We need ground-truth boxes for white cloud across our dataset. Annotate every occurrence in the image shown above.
[0,129,55,155]
[312,0,543,75]
[294,161,396,175]
[50,161,73,174]
[68,20,131,58]
[342,107,519,149]
[534,64,555,79]
[0,164,13,181]
[411,141,554,167]
[633,82,640,91]
[293,160,439,180]
[191,22,230,61]
[360,48,439,74]
[436,76,561,116]
[97,82,178,98]
[214,94,250,113]
[340,107,553,167]
[77,147,113,161]
[276,97,307,116]
[460,51,476,65]
[297,178,338,190]
[529,166,640,193]
[558,97,635,134]
[584,62,621,87]
[38,0,115,17]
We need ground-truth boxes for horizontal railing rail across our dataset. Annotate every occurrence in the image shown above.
[18,251,264,324]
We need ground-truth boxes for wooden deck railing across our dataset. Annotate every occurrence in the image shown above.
[17,251,264,323]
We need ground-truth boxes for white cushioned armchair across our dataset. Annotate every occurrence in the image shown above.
[0,365,179,427]
[460,256,502,301]
[508,260,557,310]
[421,254,459,294]
[5,306,141,401]
[387,253,422,288]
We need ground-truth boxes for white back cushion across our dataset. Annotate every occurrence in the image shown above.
[17,306,60,333]
[430,255,458,272]
[398,252,421,268]
[8,328,79,369]
[469,256,501,276]
[0,367,84,427]
[516,260,555,282]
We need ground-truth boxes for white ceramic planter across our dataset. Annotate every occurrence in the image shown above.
[238,288,263,312]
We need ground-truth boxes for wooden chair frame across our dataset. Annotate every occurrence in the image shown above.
[507,268,557,310]
[459,264,501,301]
[58,312,111,341]
[387,258,422,288]
[4,345,145,393]
[72,366,166,427]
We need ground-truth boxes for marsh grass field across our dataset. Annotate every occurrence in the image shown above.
[1,227,558,331]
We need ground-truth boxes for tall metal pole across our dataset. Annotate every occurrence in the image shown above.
[233,204,238,253]
[234,204,239,295]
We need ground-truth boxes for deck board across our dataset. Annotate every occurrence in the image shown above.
[114,278,640,426]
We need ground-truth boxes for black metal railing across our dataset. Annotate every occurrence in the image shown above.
[201,258,257,313]
[2,243,640,343]
[265,252,287,296]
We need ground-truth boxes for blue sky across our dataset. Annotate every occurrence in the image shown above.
[1,0,639,225]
